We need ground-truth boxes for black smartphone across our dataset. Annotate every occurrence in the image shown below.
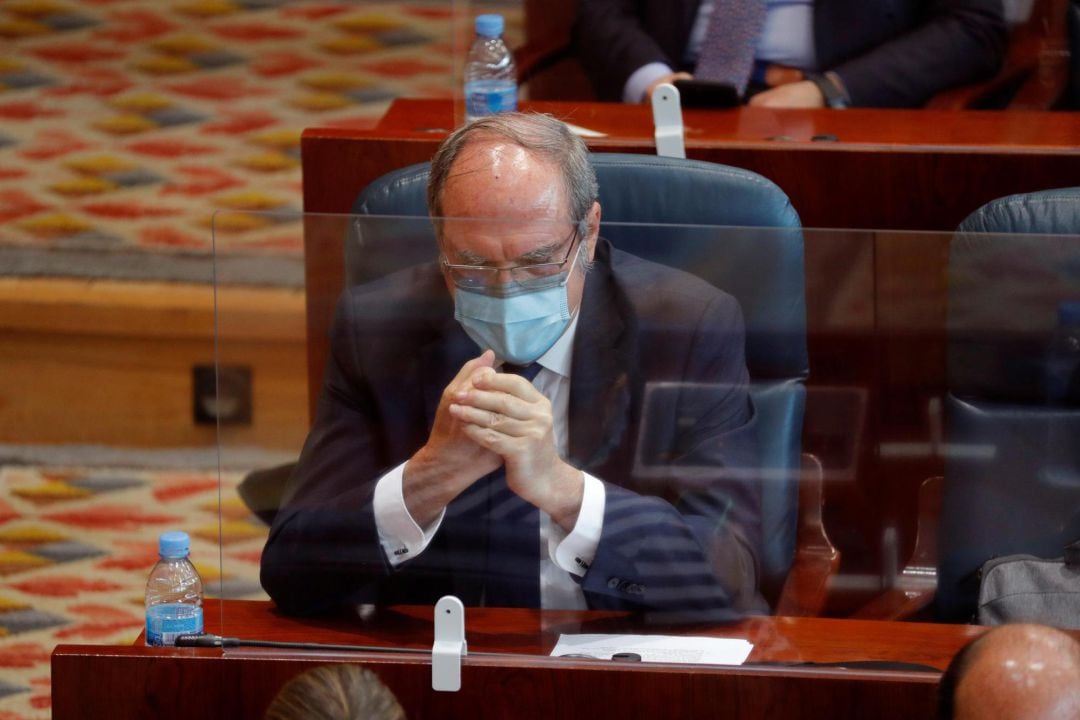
[672,79,741,108]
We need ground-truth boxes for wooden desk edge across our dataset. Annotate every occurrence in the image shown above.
[51,641,942,684]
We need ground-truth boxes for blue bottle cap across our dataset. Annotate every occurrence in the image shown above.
[1057,300,1080,326]
[475,14,504,38]
[159,531,190,558]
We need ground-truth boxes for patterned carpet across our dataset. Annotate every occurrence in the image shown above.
[0,462,265,719]
[1,0,522,285]
[1,1,522,718]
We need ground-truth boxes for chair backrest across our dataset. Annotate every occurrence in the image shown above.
[939,187,1080,621]
[352,153,807,602]
[957,186,1080,236]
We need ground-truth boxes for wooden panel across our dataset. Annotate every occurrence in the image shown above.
[53,649,943,720]
[0,278,308,449]
[54,599,1012,720]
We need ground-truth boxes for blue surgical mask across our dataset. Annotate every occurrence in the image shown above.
[453,249,581,365]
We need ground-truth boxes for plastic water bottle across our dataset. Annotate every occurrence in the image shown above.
[464,14,517,122]
[145,531,203,647]
[1045,300,1080,406]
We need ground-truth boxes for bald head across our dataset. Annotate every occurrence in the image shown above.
[943,624,1080,720]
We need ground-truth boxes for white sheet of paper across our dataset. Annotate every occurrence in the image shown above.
[551,633,753,666]
[564,122,608,138]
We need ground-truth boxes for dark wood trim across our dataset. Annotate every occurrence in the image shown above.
[54,599,995,720]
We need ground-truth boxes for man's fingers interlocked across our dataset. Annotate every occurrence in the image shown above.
[449,403,532,436]
[448,367,553,447]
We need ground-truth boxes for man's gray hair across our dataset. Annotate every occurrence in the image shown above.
[427,112,599,229]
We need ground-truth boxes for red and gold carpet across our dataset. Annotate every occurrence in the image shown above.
[1,0,521,286]
[0,463,266,719]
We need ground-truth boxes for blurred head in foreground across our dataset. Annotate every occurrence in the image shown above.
[940,623,1080,720]
[265,664,405,720]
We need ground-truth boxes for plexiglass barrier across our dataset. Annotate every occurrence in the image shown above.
[212,211,1080,669]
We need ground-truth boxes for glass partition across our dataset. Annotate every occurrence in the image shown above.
[213,211,1080,668]
[0,229,234,713]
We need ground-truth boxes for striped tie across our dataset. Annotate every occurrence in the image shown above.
[460,360,544,606]
[694,0,766,95]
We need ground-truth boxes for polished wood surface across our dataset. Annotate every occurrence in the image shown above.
[0,278,307,448]
[303,98,1080,228]
[54,599,993,720]
[375,98,1080,147]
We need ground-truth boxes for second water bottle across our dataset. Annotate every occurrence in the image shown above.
[464,14,517,122]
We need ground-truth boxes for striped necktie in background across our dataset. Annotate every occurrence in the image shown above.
[694,0,767,95]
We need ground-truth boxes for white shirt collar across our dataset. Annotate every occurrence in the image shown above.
[538,310,578,378]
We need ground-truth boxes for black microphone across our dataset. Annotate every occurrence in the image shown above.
[175,634,224,648]
[174,634,433,654]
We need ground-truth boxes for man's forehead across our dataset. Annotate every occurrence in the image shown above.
[442,140,566,208]
[448,138,533,177]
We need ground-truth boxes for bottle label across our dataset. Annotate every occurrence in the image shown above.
[146,603,203,647]
[464,80,517,120]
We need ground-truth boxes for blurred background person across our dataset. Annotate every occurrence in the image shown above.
[574,0,1006,108]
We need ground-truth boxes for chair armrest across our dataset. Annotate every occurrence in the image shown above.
[850,475,941,621]
[238,462,294,526]
[773,453,841,617]
[1006,44,1070,109]
[923,65,1034,110]
[514,33,574,85]
[926,0,1069,110]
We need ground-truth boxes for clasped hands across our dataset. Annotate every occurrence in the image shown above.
[403,350,584,530]
[644,71,825,108]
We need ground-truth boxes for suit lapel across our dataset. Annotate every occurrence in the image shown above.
[568,240,635,471]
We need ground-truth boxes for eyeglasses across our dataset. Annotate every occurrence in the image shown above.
[441,227,582,291]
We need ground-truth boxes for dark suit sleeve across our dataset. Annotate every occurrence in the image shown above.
[829,0,1006,107]
[580,292,763,617]
[260,294,451,616]
[573,0,681,101]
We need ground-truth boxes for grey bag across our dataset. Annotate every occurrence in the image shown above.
[976,541,1080,628]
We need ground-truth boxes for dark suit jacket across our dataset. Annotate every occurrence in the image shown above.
[574,0,1006,107]
[261,239,761,618]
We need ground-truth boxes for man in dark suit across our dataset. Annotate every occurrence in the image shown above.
[261,113,761,618]
[574,0,1006,107]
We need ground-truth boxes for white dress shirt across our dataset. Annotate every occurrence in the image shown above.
[373,312,606,609]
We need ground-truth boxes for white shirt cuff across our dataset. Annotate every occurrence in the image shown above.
[550,472,605,577]
[373,461,445,567]
[624,62,676,103]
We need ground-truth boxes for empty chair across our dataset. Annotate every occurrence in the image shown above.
[938,187,1080,621]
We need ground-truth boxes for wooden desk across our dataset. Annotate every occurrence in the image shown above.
[303,98,1080,230]
[54,599,987,719]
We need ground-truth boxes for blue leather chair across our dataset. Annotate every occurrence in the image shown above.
[351,153,824,610]
[937,187,1080,621]
[956,187,1080,236]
